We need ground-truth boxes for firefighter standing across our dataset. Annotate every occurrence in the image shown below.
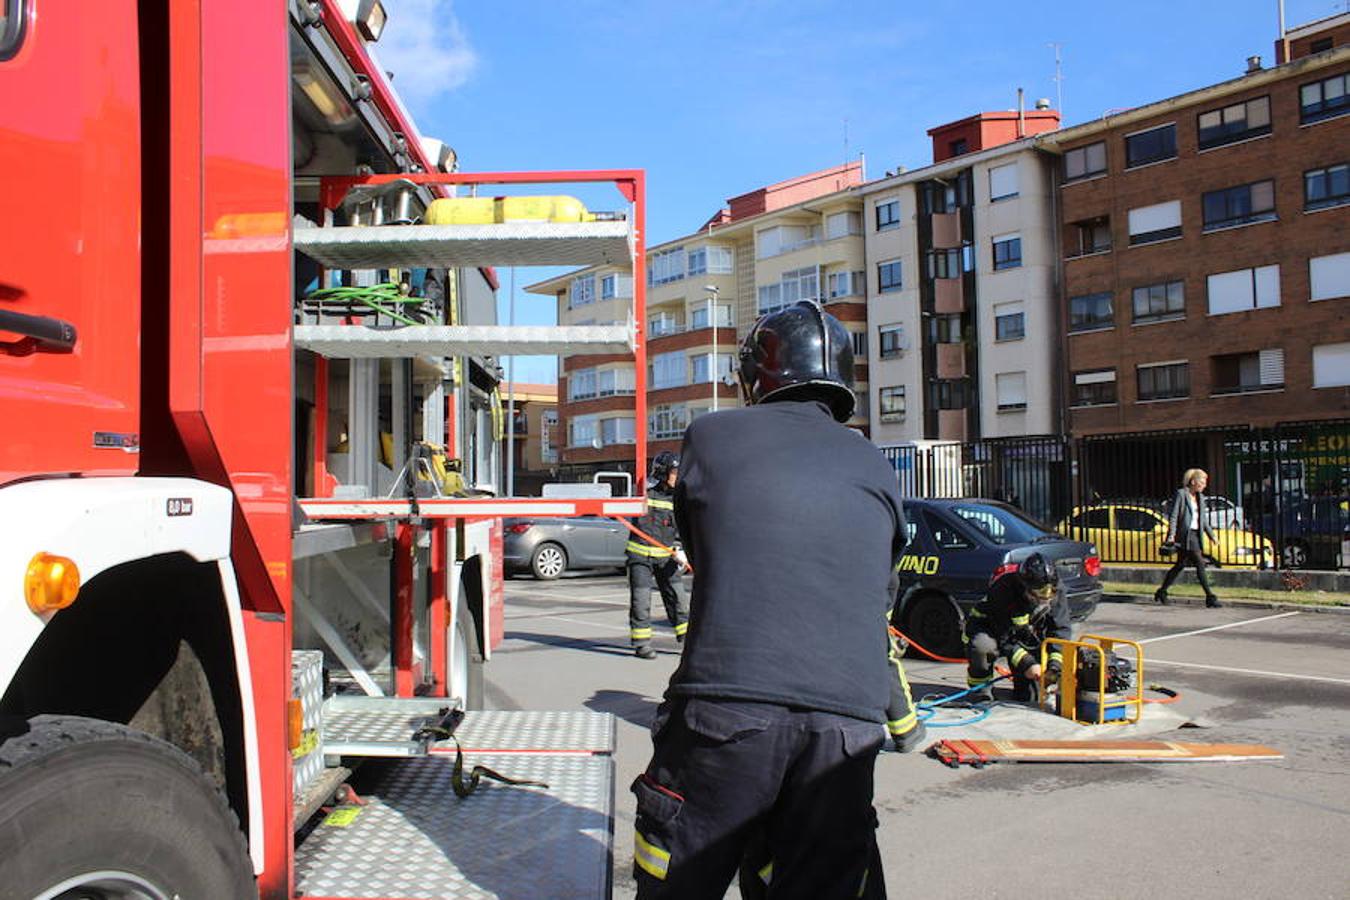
[964,553,1071,703]
[627,451,689,660]
[632,301,903,899]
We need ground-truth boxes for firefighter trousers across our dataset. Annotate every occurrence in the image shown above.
[628,557,688,646]
[885,615,919,740]
[967,631,1033,694]
[632,697,887,899]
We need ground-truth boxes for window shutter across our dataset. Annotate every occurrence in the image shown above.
[1258,349,1284,386]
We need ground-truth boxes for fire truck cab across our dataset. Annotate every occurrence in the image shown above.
[0,2,646,897]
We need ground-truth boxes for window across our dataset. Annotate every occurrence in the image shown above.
[1207,264,1281,315]
[850,330,867,359]
[599,273,631,300]
[1132,280,1185,323]
[647,247,686,285]
[875,199,900,231]
[690,303,733,329]
[1072,508,1112,529]
[540,410,558,463]
[1124,123,1177,168]
[757,224,818,259]
[926,511,973,550]
[648,311,681,337]
[1127,200,1182,245]
[1072,217,1112,256]
[757,267,818,314]
[1305,163,1350,211]
[992,233,1021,270]
[570,274,596,308]
[1072,369,1117,406]
[601,416,636,446]
[949,138,969,156]
[878,261,903,293]
[1197,96,1271,149]
[687,245,733,275]
[1069,292,1114,332]
[1310,37,1334,53]
[0,0,25,60]
[1300,73,1349,124]
[920,172,972,213]
[1310,251,1350,301]
[1116,508,1163,532]
[650,351,686,389]
[879,386,906,422]
[930,314,962,344]
[1312,342,1350,388]
[989,162,1019,201]
[1211,349,1284,395]
[826,211,862,238]
[691,353,734,384]
[853,390,868,419]
[686,247,707,276]
[569,414,597,448]
[1137,362,1189,401]
[927,246,973,279]
[929,379,969,409]
[827,270,866,299]
[568,368,597,401]
[597,367,636,397]
[1064,141,1107,182]
[649,404,688,440]
[1202,180,1276,230]
[879,324,906,358]
[994,301,1025,341]
[995,372,1027,411]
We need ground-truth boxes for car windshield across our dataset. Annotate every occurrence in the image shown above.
[948,502,1052,545]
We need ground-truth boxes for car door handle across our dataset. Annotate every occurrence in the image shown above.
[0,308,77,354]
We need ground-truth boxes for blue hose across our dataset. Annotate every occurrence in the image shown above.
[914,674,1011,727]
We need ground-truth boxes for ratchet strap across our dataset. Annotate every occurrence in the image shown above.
[413,709,550,797]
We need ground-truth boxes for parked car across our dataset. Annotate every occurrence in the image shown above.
[1254,497,1350,569]
[892,498,1103,659]
[1057,501,1273,569]
[503,516,630,579]
[1202,495,1245,531]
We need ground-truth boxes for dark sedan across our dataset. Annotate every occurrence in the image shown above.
[893,498,1102,658]
[503,516,629,579]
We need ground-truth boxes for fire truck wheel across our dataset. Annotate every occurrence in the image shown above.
[453,596,485,709]
[0,715,254,899]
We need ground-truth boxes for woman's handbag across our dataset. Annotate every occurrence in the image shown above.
[1159,540,1178,557]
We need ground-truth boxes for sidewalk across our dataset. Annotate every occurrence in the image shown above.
[1101,579,1350,612]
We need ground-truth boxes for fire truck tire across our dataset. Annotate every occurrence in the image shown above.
[454,596,485,709]
[0,714,254,899]
[904,592,964,660]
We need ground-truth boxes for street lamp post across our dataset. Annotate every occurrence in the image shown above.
[704,284,720,412]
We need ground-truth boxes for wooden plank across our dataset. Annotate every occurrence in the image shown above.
[930,739,1282,767]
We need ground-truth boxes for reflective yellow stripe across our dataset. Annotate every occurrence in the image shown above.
[674,622,688,636]
[757,860,773,884]
[648,498,674,510]
[626,541,672,558]
[634,831,671,880]
[631,628,653,640]
[1010,646,1029,667]
[967,675,988,686]
[1011,614,1030,626]
[887,713,917,734]
[857,868,869,897]
[1049,651,1063,663]
[968,608,985,618]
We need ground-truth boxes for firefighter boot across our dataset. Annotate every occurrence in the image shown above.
[635,645,657,660]
[1011,675,1037,704]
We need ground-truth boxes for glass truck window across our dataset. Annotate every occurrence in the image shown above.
[1,0,26,60]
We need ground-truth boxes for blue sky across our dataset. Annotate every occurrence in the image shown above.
[377,0,1345,383]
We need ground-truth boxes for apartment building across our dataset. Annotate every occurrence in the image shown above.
[1040,41,1350,437]
[862,109,1061,444]
[503,381,558,495]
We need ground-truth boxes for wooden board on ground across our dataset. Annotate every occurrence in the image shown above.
[930,738,1283,767]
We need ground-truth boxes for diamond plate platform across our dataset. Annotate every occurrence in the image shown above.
[292,221,633,269]
[322,699,616,758]
[293,323,632,359]
[295,755,613,899]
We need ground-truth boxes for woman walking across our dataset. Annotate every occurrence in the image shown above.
[1156,468,1223,608]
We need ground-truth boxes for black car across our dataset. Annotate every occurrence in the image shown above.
[892,498,1102,658]
[503,516,629,579]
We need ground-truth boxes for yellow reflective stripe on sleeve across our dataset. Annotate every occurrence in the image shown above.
[968,608,985,618]
[1011,614,1030,626]
[626,541,673,558]
[1010,646,1029,667]
[674,622,689,636]
[1048,651,1063,663]
[634,831,671,880]
[887,712,918,734]
[647,498,674,510]
[757,860,773,884]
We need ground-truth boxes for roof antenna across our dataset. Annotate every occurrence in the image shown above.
[1048,42,1064,119]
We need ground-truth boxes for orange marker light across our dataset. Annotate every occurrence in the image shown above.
[24,553,81,615]
[287,698,304,752]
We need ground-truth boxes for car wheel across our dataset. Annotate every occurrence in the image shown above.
[904,592,964,660]
[1281,541,1308,569]
[530,542,567,580]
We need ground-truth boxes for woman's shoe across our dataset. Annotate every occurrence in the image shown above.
[1154,589,1169,605]
[1205,596,1224,608]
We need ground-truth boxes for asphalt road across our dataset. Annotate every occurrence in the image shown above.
[489,572,1350,899]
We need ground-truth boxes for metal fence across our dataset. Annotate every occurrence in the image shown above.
[879,419,1350,571]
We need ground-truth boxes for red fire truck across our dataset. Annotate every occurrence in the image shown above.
[0,2,647,897]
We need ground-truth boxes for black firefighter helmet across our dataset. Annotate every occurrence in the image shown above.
[650,451,679,482]
[738,300,855,422]
[1019,552,1060,602]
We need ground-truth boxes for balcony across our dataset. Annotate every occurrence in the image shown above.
[936,343,966,379]
[931,212,962,248]
[934,277,964,313]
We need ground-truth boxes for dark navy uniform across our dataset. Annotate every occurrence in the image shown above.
[965,572,1071,695]
[632,400,904,899]
[627,482,688,651]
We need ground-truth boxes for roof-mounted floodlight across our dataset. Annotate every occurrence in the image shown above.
[355,0,388,42]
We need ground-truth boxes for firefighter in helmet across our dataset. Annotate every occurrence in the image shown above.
[964,552,1071,703]
[631,300,902,898]
[626,450,689,660]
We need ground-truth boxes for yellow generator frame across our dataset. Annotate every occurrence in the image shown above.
[1041,634,1144,725]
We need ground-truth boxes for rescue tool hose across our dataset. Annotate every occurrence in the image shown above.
[889,624,966,664]
[609,517,692,573]
[302,283,429,326]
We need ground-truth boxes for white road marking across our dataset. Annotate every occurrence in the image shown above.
[1137,611,1301,645]
[1145,657,1350,686]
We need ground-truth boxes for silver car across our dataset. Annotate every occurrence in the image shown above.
[503,516,629,579]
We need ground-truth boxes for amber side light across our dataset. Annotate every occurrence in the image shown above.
[24,553,80,615]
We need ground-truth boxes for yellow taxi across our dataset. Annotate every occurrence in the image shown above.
[1057,501,1273,568]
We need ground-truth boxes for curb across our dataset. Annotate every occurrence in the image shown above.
[1102,591,1350,614]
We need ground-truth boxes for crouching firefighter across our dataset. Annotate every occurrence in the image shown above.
[627,450,690,659]
[964,553,1071,703]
